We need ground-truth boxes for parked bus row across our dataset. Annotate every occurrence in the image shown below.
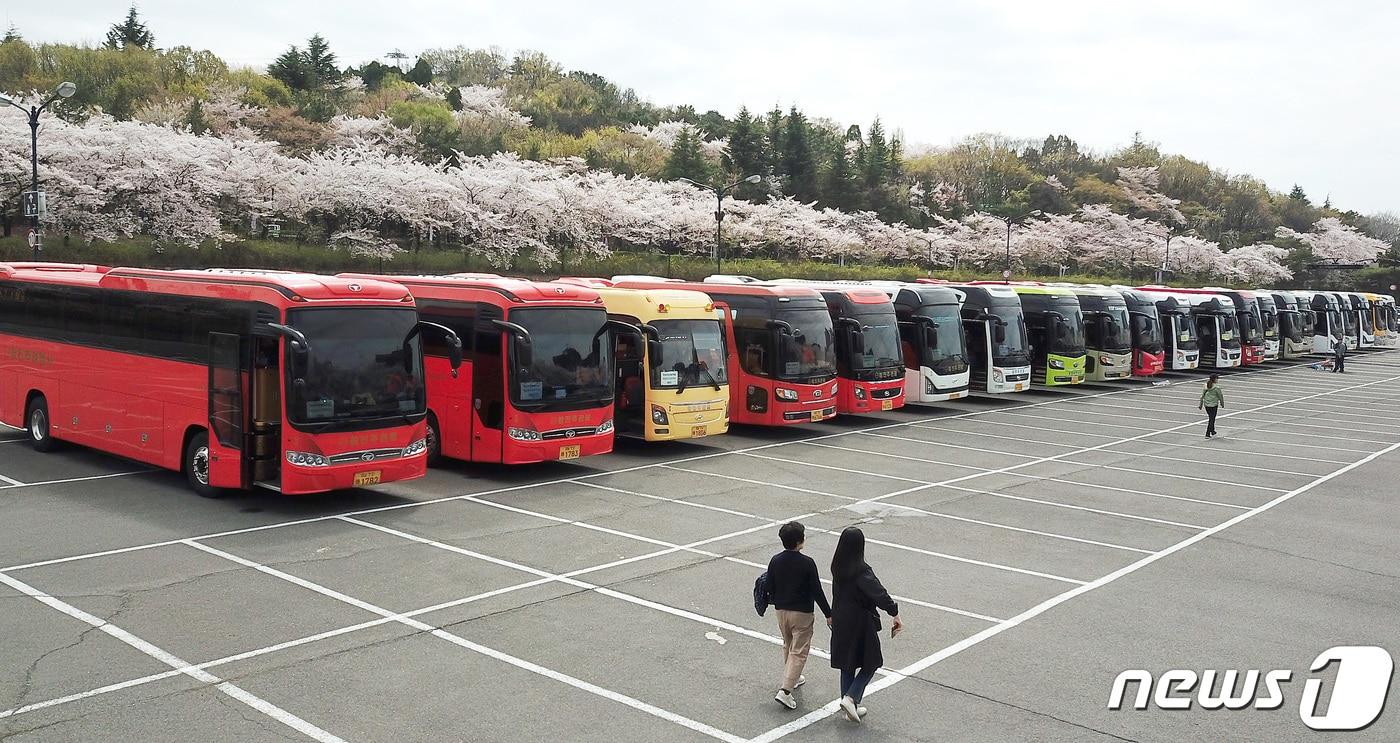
[1,262,1392,498]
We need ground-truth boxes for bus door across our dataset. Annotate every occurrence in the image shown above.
[612,317,647,436]
[473,306,506,463]
[208,332,250,489]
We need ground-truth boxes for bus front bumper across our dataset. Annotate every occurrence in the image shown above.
[280,452,427,495]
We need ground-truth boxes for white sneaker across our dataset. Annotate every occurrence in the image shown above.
[795,675,806,688]
[858,706,868,718]
[840,695,861,723]
[775,689,797,710]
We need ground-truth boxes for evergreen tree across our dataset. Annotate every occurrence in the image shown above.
[184,99,209,135]
[1289,184,1310,204]
[662,126,711,183]
[358,61,394,90]
[821,139,858,211]
[862,118,890,188]
[268,45,309,90]
[3,25,21,43]
[765,107,786,178]
[105,5,155,50]
[445,86,463,111]
[783,107,818,201]
[304,34,342,87]
[405,58,433,86]
[725,107,767,200]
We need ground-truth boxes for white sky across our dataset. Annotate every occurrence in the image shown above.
[14,0,1400,213]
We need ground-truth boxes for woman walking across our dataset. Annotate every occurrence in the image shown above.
[829,527,903,724]
[1199,374,1224,438]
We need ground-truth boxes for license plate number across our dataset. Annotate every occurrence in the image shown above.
[691,426,708,438]
[880,400,893,411]
[352,470,382,487]
[558,445,581,460]
[1072,376,1084,383]
[1014,383,1025,391]
[810,410,823,422]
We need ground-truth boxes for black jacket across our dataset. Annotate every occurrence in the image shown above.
[766,550,832,617]
[829,565,899,672]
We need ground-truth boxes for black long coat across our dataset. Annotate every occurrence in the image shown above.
[828,565,899,672]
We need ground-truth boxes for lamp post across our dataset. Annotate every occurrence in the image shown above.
[679,174,762,275]
[1,82,78,259]
[984,209,1042,283]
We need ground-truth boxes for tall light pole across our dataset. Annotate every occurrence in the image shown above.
[1,82,78,260]
[984,209,1041,283]
[679,174,762,275]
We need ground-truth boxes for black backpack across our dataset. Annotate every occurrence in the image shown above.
[753,571,771,616]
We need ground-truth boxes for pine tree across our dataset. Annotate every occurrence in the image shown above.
[821,139,858,211]
[1289,184,1310,204]
[783,107,818,201]
[725,107,767,200]
[2,24,21,43]
[105,5,155,50]
[304,34,342,87]
[862,118,889,188]
[184,99,210,135]
[445,86,463,111]
[662,126,711,183]
[405,58,433,86]
[765,107,786,178]
[268,45,309,90]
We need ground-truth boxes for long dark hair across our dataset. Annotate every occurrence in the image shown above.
[831,526,867,580]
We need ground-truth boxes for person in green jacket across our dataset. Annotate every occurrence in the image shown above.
[1199,374,1224,438]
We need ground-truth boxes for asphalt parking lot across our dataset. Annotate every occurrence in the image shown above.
[3,352,1400,742]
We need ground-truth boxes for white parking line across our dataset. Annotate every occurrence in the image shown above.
[0,470,152,490]
[929,419,1119,439]
[748,438,1400,742]
[904,425,1081,448]
[185,540,749,743]
[1069,450,1319,477]
[994,472,1252,511]
[1106,440,1351,466]
[1150,430,1365,454]
[0,473,25,486]
[1047,461,1288,492]
[936,484,1209,530]
[0,571,346,743]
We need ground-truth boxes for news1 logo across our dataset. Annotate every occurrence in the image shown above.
[1108,646,1393,731]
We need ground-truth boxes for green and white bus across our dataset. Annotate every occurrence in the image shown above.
[973,283,1086,386]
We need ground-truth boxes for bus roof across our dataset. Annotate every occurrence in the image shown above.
[340,273,603,305]
[611,278,823,301]
[1050,284,1126,301]
[590,286,715,320]
[1005,285,1076,297]
[1,263,412,303]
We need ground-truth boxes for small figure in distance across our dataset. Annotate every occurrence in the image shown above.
[1199,373,1224,439]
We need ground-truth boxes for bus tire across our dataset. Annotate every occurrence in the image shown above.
[184,431,223,499]
[425,413,442,467]
[25,395,56,453]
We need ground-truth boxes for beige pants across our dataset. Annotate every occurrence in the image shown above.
[776,609,815,691]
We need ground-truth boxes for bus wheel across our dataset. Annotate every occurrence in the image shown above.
[26,396,56,453]
[184,431,223,498]
[425,414,442,467]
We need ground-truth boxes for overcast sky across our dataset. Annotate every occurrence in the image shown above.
[13,1,1399,213]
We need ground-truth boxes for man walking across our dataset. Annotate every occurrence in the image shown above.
[1333,335,1347,373]
[768,521,832,710]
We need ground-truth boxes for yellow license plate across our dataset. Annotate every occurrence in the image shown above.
[558,445,581,460]
[1072,376,1084,383]
[1014,383,1025,391]
[810,410,823,422]
[691,426,708,438]
[352,471,382,487]
[880,400,893,411]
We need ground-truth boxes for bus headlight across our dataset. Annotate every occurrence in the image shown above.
[1099,355,1111,365]
[992,368,1005,383]
[401,438,428,457]
[853,386,866,400]
[775,388,799,401]
[285,451,328,467]
[1048,358,1066,370]
[507,426,542,441]
[651,406,669,425]
[596,419,614,434]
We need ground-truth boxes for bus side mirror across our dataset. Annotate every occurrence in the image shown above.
[647,338,663,363]
[992,322,1006,345]
[850,328,865,354]
[514,337,533,369]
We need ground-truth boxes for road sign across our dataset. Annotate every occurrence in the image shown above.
[1001,269,1012,279]
[1390,284,1397,291]
[21,191,45,218]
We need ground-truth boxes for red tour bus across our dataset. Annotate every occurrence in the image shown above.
[612,279,839,425]
[772,282,906,414]
[0,263,458,496]
[344,273,621,464]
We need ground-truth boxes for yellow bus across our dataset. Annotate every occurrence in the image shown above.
[562,280,730,441]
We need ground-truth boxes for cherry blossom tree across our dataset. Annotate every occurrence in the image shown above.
[1276,217,1388,264]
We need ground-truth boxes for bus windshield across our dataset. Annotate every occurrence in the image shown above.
[776,307,837,382]
[849,311,903,373]
[989,304,1031,365]
[1341,309,1358,336]
[914,304,969,374]
[1050,301,1086,355]
[1262,309,1278,338]
[1130,311,1163,353]
[1219,314,1242,348]
[1171,313,1198,350]
[1242,308,1263,344]
[1101,305,1133,353]
[287,308,426,428]
[510,308,613,410]
[649,318,728,390]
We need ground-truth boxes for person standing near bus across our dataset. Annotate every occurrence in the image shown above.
[1199,374,1224,438]
[768,522,832,711]
[1332,335,1347,373]
[829,527,902,724]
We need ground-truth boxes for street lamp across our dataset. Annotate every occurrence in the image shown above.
[984,209,1041,283]
[679,174,762,275]
[1,82,78,259]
